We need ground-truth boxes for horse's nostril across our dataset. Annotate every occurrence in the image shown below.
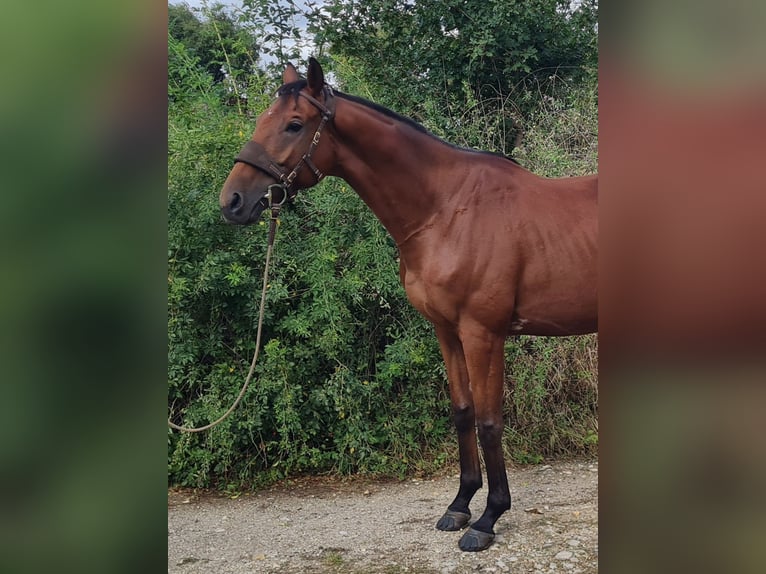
[230,191,243,212]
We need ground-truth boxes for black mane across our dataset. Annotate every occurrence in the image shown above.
[275,81,519,165]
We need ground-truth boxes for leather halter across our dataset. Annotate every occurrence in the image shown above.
[233,85,335,205]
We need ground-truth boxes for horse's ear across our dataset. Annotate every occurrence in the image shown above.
[282,63,300,85]
[307,57,325,97]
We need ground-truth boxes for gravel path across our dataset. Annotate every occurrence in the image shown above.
[168,459,597,573]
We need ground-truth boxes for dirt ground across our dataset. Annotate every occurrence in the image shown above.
[168,459,597,574]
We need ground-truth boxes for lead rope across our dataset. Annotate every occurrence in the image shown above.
[168,204,282,433]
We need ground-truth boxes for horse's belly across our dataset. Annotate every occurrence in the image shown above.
[510,315,597,336]
[510,291,598,336]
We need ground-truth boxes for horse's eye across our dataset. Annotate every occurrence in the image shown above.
[286,121,303,133]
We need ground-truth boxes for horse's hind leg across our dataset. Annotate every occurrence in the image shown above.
[458,328,511,551]
[434,327,481,532]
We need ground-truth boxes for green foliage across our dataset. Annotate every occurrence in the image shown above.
[168,2,598,489]
[313,0,598,150]
[514,80,599,176]
[168,31,218,106]
[169,2,259,84]
[169,148,453,485]
[169,1,306,112]
[239,0,306,66]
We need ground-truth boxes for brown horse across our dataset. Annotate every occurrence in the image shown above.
[220,58,597,551]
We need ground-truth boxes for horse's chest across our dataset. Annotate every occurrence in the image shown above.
[400,265,461,326]
[402,274,429,314]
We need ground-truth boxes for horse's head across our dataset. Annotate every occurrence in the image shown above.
[220,58,335,224]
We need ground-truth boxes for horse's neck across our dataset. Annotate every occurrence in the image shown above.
[328,98,458,245]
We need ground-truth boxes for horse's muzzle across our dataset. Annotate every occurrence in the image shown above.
[220,190,269,225]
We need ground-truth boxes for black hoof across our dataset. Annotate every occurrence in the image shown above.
[436,510,471,531]
[458,527,495,552]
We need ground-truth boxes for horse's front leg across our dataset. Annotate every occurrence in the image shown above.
[434,326,482,532]
[458,327,511,551]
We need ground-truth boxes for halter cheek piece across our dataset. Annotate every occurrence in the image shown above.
[233,85,335,207]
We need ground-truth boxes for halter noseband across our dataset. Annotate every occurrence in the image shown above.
[233,85,335,206]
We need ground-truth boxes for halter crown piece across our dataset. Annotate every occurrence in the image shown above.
[233,84,336,205]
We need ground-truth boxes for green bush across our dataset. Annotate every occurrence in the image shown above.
[169,165,453,486]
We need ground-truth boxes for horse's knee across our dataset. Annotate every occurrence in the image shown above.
[476,418,503,447]
[452,404,475,433]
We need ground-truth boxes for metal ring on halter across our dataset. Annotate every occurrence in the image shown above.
[265,183,289,207]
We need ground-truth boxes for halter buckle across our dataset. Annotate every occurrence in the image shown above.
[265,183,290,208]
